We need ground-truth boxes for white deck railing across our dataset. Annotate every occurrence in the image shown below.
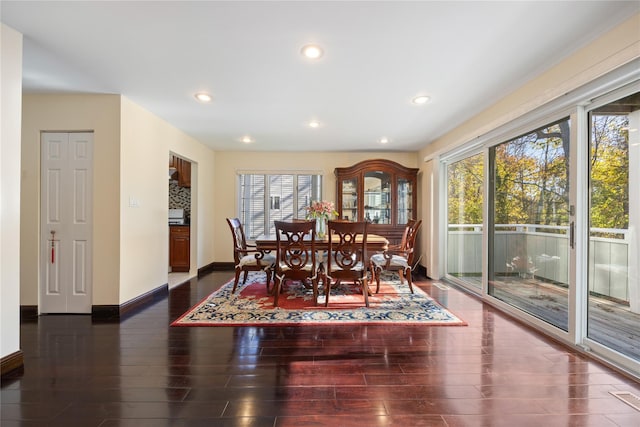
[447,224,631,302]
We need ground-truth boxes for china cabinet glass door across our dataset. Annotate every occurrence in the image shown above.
[397,177,413,225]
[340,178,358,221]
[364,171,391,224]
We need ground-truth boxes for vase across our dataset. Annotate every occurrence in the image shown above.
[316,217,327,238]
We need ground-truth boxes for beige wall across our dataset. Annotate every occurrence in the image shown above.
[1,24,23,360]
[213,151,419,262]
[417,13,640,278]
[21,94,217,306]
[21,94,121,305]
[119,97,216,302]
[119,98,169,302]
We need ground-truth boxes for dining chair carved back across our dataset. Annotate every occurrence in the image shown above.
[273,220,320,307]
[370,219,422,294]
[325,220,370,307]
[226,218,276,293]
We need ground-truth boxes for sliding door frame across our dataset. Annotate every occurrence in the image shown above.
[440,146,486,294]
[579,80,640,376]
[483,107,576,344]
[437,58,640,378]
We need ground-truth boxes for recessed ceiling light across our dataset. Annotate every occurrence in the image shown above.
[241,136,253,144]
[412,95,431,105]
[301,44,323,59]
[379,137,390,144]
[194,92,212,103]
[308,120,320,128]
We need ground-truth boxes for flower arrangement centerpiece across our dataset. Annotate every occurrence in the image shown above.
[306,200,338,238]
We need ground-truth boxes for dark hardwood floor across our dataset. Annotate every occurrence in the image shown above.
[2,271,640,427]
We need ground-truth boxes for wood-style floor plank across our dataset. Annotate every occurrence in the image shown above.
[2,271,639,427]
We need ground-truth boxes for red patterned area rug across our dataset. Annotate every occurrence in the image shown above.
[171,272,466,327]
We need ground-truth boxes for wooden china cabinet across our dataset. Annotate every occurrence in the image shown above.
[335,159,418,245]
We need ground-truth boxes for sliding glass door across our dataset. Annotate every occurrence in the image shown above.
[446,153,484,291]
[441,73,640,374]
[488,118,571,331]
[587,90,640,361]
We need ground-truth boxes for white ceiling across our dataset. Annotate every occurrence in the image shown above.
[2,1,638,152]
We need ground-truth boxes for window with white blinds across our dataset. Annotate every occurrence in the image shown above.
[239,173,322,239]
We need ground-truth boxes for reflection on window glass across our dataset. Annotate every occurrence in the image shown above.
[587,91,639,362]
[489,118,570,331]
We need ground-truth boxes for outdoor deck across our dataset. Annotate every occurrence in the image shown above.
[449,275,640,362]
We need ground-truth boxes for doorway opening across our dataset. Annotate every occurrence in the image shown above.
[168,153,193,288]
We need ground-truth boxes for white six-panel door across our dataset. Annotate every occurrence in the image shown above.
[40,132,93,313]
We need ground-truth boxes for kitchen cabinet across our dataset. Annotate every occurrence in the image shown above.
[335,159,418,245]
[169,225,190,272]
[177,158,191,187]
[169,155,191,188]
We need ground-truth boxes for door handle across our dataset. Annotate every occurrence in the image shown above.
[50,230,57,263]
[569,221,575,249]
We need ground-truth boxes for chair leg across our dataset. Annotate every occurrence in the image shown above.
[374,266,382,293]
[324,274,331,307]
[368,262,375,293]
[362,277,370,307]
[273,276,283,307]
[312,277,319,306]
[242,270,249,284]
[232,268,241,293]
[398,269,406,284]
[406,268,414,294]
[264,268,272,293]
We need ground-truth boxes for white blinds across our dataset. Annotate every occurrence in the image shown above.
[239,173,322,239]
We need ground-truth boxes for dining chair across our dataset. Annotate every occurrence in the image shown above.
[370,219,422,294]
[226,218,276,293]
[273,220,320,307]
[324,220,370,307]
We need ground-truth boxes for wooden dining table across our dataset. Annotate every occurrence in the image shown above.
[254,233,389,253]
[254,232,389,295]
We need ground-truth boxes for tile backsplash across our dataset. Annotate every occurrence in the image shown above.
[169,181,191,219]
